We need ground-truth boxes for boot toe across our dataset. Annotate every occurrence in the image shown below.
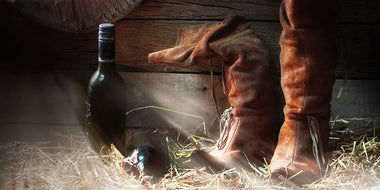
[189,148,266,173]
[188,149,227,172]
[270,160,323,186]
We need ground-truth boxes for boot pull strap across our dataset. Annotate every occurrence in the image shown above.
[216,107,233,150]
[307,115,326,177]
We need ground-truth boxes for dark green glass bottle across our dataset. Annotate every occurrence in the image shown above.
[85,23,127,155]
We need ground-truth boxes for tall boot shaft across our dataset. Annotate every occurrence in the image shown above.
[148,14,282,138]
[148,14,282,167]
[280,0,342,147]
[270,1,343,184]
[280,2,339,116]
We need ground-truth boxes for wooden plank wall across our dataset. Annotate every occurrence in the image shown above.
[1,0,380,79]
[117,0,380,131]
[0,0,379,138]
[118,0,380,79]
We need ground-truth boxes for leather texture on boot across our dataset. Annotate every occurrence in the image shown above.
[149,13,282,170]
[270,1,342,185]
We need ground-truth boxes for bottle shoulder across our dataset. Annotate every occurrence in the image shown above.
[89,70,125,87]
[89,71,100,84]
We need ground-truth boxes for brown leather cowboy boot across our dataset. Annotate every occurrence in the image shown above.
[270,0,343,184]
[148,13,282,169]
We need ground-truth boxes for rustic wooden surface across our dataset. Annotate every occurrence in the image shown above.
[116,20,379,78]
[117,0,380,77]
[121,73,380,131]
[0,0,379,143]
[1,0,380,79]
[0,70,85,142]
[125,0,380,23]
[0,70,378,142]
[121,72,229,137]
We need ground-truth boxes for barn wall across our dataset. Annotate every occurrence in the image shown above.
[0,0,379,140]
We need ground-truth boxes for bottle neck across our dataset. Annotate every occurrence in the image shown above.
[97,60,115,73]
[98,33,115,74]
[98,39,115,62]
[97,23,116,74]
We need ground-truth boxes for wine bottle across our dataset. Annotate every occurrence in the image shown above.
[85,23,127,155]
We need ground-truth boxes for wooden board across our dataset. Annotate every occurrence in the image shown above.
[1,1,379,79]
[331,79,380,129]
[331,80,380,119]
[125,0,380,23]
[3,18,378,79]
[0,69,86,142]
[116,20,380,79]
[119,72,380,134]
[121,72,229,137]
[0,70,378,142]
[0,70,85,125]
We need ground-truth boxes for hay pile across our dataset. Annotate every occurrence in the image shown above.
[0,122,379,189]
[0,135,139,190]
